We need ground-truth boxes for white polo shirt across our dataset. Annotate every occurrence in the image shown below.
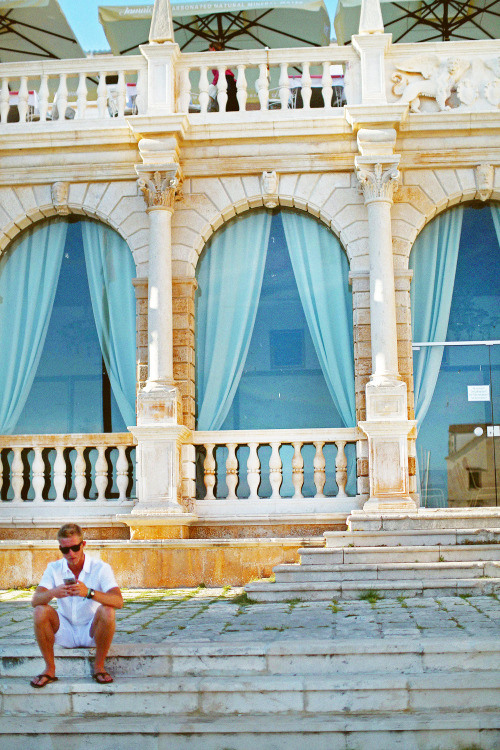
[39,555,118,626]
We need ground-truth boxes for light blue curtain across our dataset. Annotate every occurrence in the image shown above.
[410,207,463,426]
[281,211,356,427]
[196,211,272,430]
[491,205,500,247]
[0,220,68,433]
[81,221,137,427]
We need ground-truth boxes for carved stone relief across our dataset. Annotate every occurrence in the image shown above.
[475,163,494,201]
[261,170,279,208]
[391,54,500,112]
[51,181,70,214]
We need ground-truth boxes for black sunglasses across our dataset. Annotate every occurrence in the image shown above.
[59,542,83,554]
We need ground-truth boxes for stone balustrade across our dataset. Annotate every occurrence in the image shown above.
[0,56,147,123]
[185,428,360,502]
[176,46,354,113]
[0,37,498,126]
[0,433,136,506]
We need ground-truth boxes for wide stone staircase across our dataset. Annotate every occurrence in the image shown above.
[245,509,500,601]
[1,637,499,749]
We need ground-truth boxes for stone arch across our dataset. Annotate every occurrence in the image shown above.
[0,180,148,275]
[393,166,500,267]
[171,173,367,278]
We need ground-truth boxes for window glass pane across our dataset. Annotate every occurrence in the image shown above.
[412,204,500,507]
[447,205,500,341]
[219,212,342,430]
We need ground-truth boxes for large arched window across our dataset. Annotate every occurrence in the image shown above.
[195,208,356,497]
[410,203,500,507]
[0,218,136,435]
[196,208,355,430]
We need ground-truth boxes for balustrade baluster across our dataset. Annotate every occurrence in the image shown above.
[53,447,66,503]
[216,65,227,112]
[136,67,147,114]
[179,67,191,113]
[269,442,282,499]
[291,441,304,498]
[0,78,9,123]
[76,72,87,119]
[181,443,196,500]
[18,77,29,122]
[39,74,49,121]
[32,447,45,504]
[257,63,269,110]
[335,440,348,497]
[117,71,126,117]
[116,445,129,501]
[97,72,107,118]
[246,442,261,501]
[301,63,312,109]
[199,66,209,114]
[95,445,108,500]
[322,61,332,110]
[236,64,247,110]
[11,448,23,503]
[74,446,86,502]
[279,62,290,110]
[225,443,238,501]
[55,73,68,120]
[313,440,326,498]
[203,443,216,500]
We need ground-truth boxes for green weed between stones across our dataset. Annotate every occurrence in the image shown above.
[358,589,384,605]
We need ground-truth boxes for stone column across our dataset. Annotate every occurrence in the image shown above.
[123,147,196,537]
[355,128,417,512]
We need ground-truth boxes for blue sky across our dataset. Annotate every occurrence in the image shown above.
[58,0,339,52]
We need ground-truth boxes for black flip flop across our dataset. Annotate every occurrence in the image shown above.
[30,674,58,688]
[92,671,114,684]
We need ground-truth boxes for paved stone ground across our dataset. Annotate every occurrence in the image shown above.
[1,588,499,644]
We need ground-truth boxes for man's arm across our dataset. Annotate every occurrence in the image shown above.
[69,582,123,608]
[31,584,72,607]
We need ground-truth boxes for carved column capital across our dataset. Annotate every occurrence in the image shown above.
[355,158,400,203]
[137,169,179,211]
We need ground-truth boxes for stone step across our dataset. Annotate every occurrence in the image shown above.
[1,711,499,750]
[348,509,500,532]
[2,671,500,717]
[323,527,500,547]
[298,543,500,565]
[3,638,498,679]
[245,577,500,601]
[274,560,500,582]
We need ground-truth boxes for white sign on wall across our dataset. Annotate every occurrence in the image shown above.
[467,385,491,402]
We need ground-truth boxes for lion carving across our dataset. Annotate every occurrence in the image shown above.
[391,56,470,112]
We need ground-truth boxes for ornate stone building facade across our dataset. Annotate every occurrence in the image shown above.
[0,0,499,586]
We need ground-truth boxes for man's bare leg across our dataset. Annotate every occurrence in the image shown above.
[32,604,60,686]
[90,604,115,682]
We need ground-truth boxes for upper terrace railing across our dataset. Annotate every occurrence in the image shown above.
[0,46,357,124]
[0,39,498,126]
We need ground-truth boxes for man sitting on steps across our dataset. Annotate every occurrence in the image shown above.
[30,522,123,688]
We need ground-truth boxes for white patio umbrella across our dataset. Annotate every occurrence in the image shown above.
[0,0,84,62]
[334,0,500,45]
[99,0,331,55]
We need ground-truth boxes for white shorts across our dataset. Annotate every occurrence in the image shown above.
[55,613,96,648]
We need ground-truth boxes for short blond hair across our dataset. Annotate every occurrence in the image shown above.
[57,523,83,541]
